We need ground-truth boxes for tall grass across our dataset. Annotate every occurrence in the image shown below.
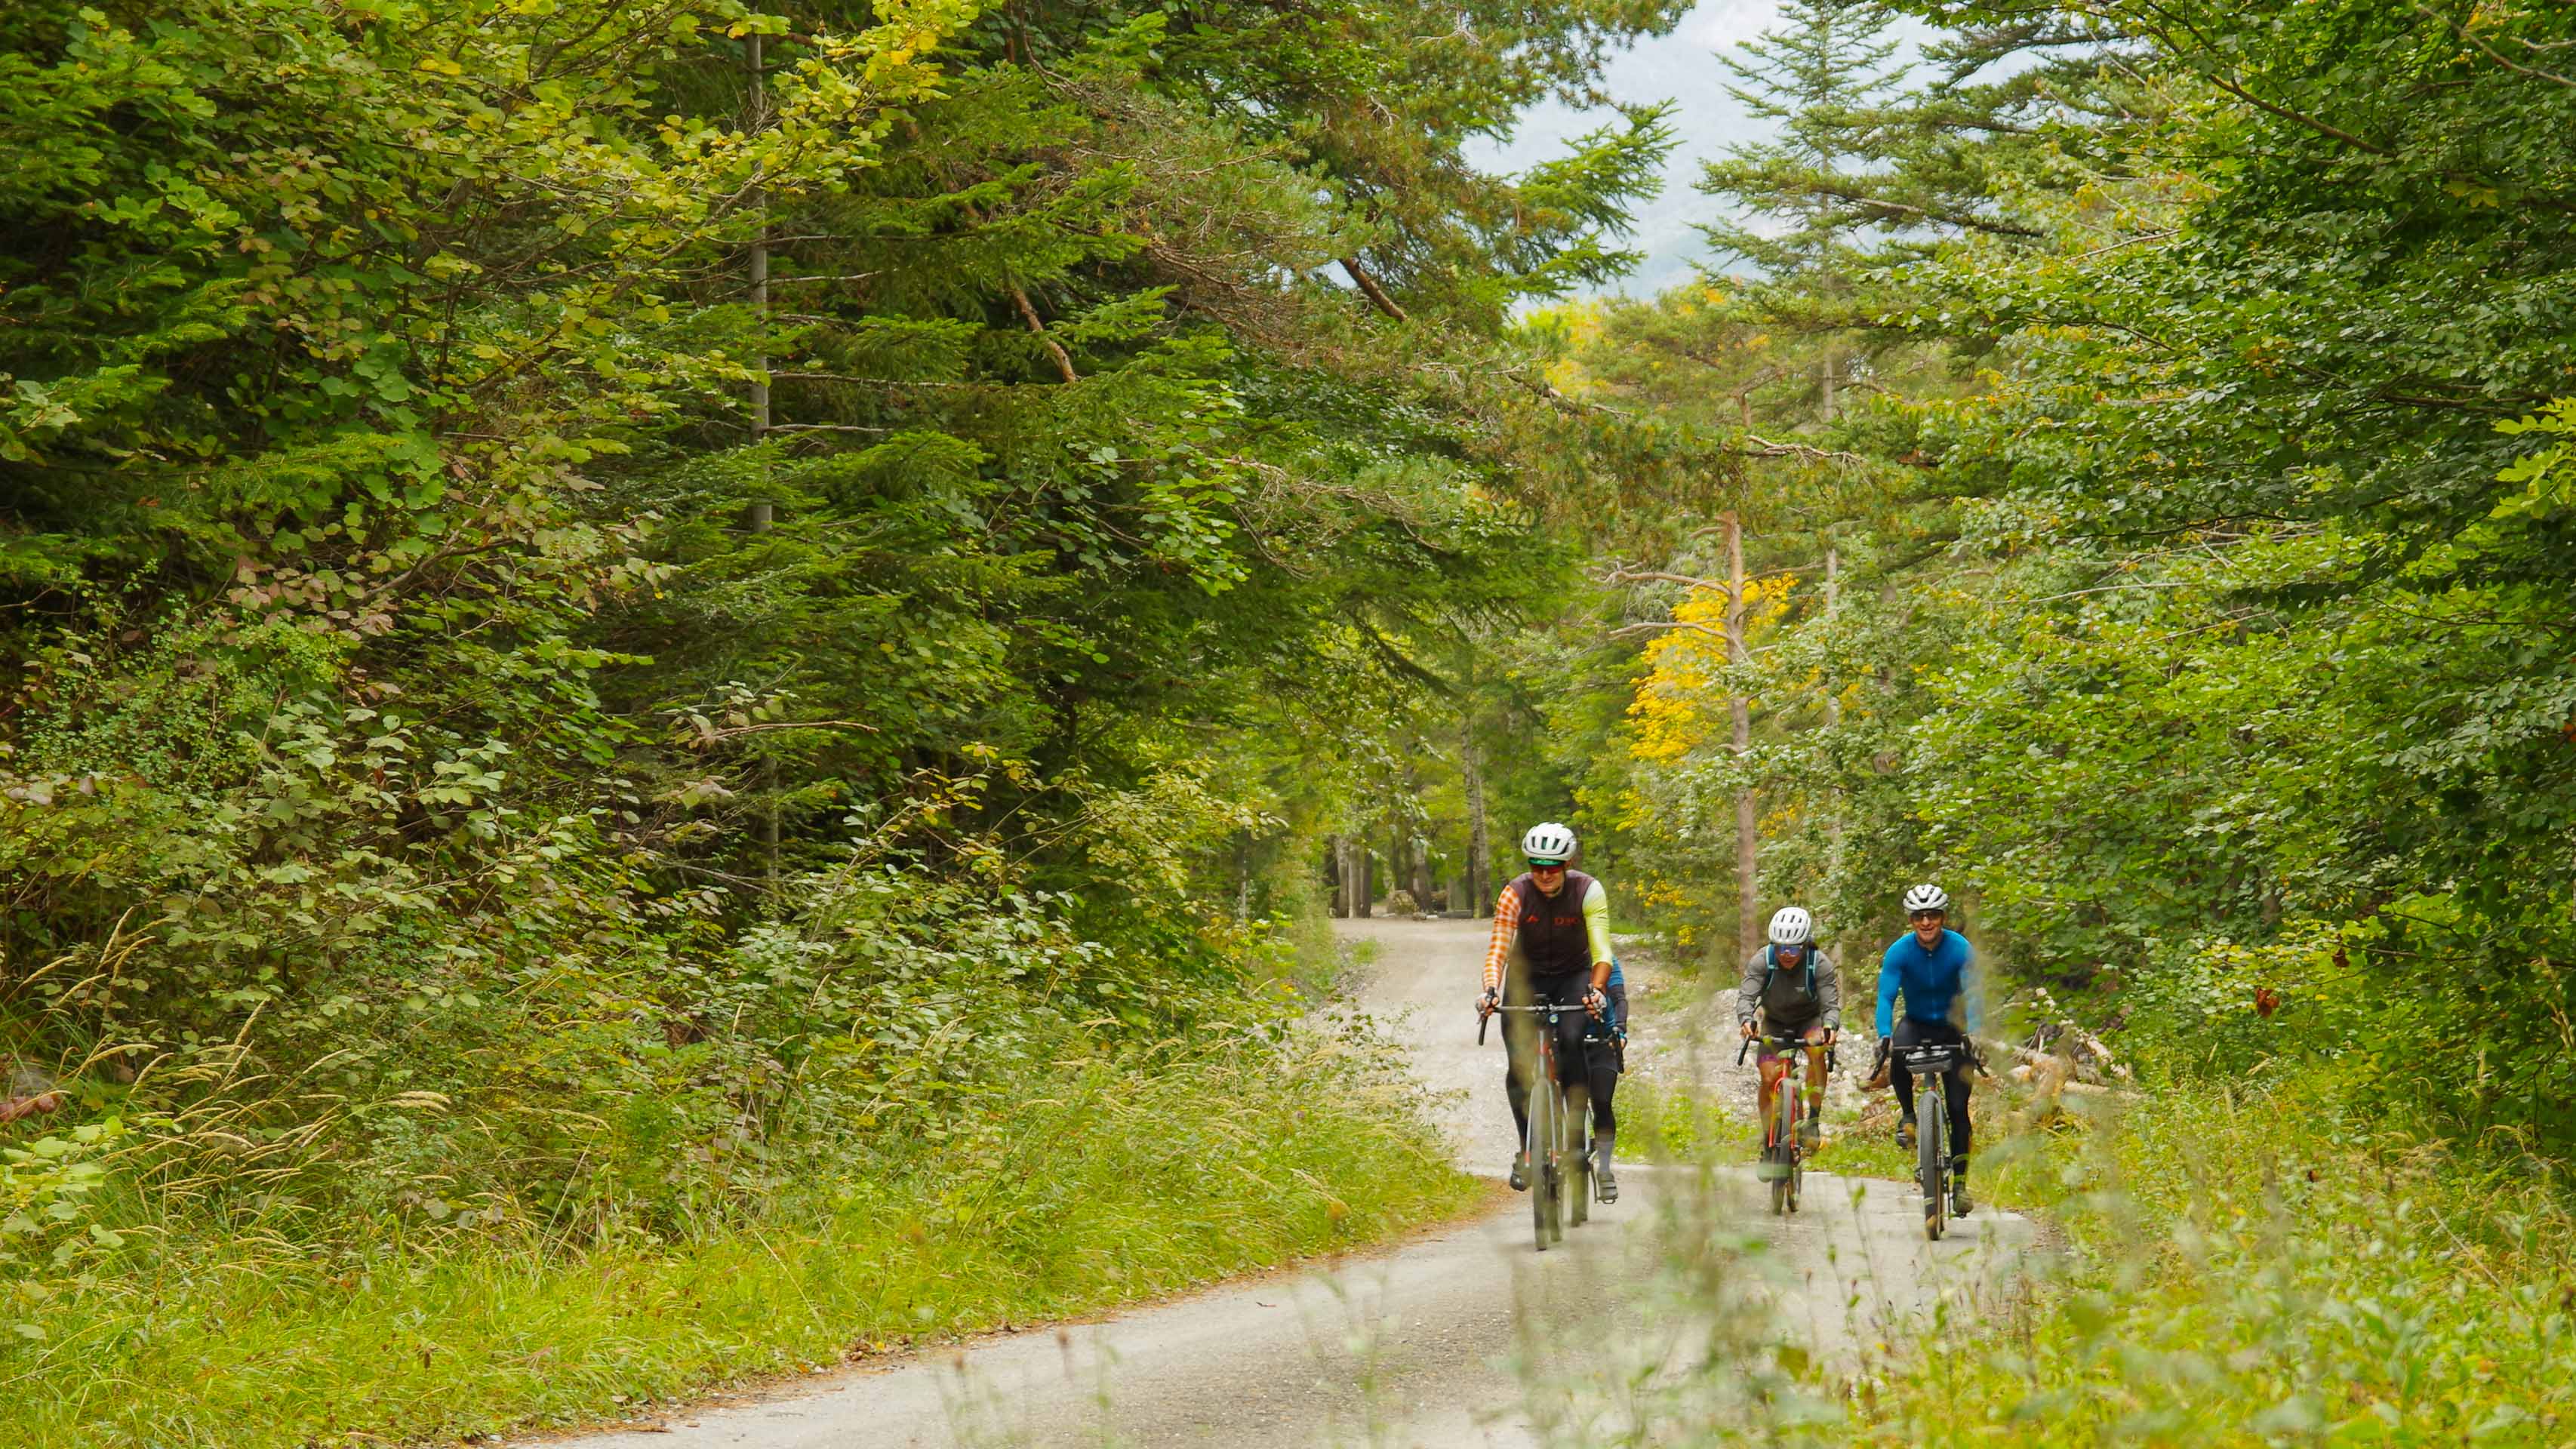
[1838,1072,2576,1444]
[0,1035,1479,1449]
[1584,1061,2576,1445]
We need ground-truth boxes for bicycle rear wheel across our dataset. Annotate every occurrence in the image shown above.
[1918,1078,1947,1241]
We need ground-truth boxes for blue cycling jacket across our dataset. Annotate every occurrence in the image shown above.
[1876,928,1979,1036]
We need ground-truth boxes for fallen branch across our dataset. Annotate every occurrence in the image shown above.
[2024,986,2133,1081]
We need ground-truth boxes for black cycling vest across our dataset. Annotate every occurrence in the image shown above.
[1510,869,1596,977]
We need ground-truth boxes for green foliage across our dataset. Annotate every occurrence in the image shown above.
[1546,0,2576,1171]
[0,0,1682,1432]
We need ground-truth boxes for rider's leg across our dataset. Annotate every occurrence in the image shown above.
[1584,1030,1618,1140]
[1799,1035,1828,1147]
[1500,958,1539,1188]
[1546,981,1593,1111]
[1589,988,1623,1201]
[1585,1032,1620,1200]
[1944,1061,1973,1193]
[1755,1050,1786,1140]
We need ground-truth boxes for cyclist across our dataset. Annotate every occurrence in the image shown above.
[1476,822,1620,1201]
[1737,906,1838,1152]
[1873,883,1980,1215]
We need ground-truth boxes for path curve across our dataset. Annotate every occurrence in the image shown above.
[546,919,2030,1448]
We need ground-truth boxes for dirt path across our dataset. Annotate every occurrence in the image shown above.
[549,920,2030,1449]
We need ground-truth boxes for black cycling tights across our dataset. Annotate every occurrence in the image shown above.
[1502,971,1618,1143]
[1889,1017,1972,1161]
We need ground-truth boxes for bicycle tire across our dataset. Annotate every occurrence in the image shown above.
[1919,1075,1947,1241]
[1538,1035,1567,1245]
[1541,1148,1565,1246]
[1769,1072,1795,1214]
[1565,1081,1592,1227]
[1786,1069,1805,1215]
[1528,1064,1554,1252]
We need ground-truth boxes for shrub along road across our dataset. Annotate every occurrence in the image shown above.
[553,921,2030,1447]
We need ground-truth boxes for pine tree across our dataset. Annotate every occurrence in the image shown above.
[1698,0,1910,284]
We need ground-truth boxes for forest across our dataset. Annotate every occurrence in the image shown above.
[5,0,2574,1441]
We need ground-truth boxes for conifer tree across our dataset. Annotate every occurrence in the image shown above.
[1699,0,1909,285]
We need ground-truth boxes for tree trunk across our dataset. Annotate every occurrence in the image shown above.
[1235,833,1252,921]
[1727,510,1759,961]
[1353,844,1372,918]
[1402,764,1433,907]
[746,26,779,885]
[1822,546,1840,728]
[1462,712,1490,916]
[1328,836,1349,918]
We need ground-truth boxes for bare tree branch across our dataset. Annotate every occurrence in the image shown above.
[2414,4,2576,88]
[1011,283,1079,384]
[1786,178,2047,238]
[1744,433,1870,466]
[1338,257,1409,321]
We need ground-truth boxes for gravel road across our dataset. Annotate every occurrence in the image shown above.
[552,918,2032,1449]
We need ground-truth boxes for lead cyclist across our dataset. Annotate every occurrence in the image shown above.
[1474,822,1623,1201]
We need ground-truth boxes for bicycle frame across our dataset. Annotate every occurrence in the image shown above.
[1898,1041,1966,1240]
[1738,1032,1835,1214]
[1480,999,1602,1250]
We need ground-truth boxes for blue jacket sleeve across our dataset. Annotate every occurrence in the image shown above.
[1874,944,1899,1037]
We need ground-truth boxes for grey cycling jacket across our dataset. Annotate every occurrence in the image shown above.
[1737,945,1841,1032]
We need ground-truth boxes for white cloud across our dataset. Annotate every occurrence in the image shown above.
[1685,0,1784,53]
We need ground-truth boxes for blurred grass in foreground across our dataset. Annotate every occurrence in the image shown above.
[1582,1032,2575,1445]
[0,1033,1478,1449]
[1838,1065,2576,1444]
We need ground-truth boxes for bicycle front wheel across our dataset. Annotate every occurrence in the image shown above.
[1528,1074,1554,1252]
[1786,1078,1805,1215]
[1768,1078,1795,1215]
[1918,1080,1947,1241]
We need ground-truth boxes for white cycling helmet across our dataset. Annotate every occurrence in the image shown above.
[1519,822,1577,864]
[1766,906,1814,946]
[1902,883,1950,914]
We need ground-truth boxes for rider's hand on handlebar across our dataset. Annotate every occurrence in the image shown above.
[1476,986,1500,1018]
[1581,987,1607,1018]
[1739,1019,1757,1041]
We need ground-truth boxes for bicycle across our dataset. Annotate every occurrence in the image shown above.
[1736,1032,1834,1216]
[1479,999,1605,1251]
[1896,1039,1974,1240]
